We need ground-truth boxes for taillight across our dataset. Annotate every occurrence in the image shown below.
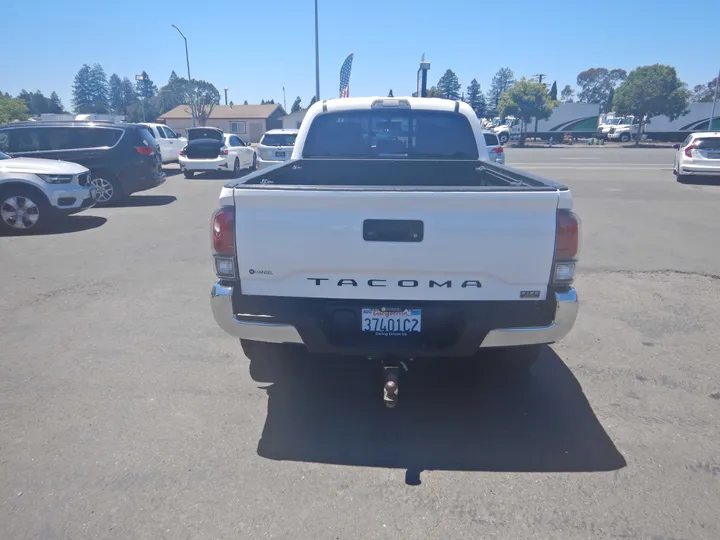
[135,145,154,156]
[491,146,504,154]
[684,145,695,158]
[179,146,187,157]
[553,209,580,284]
[219,146,229,156]
[211,206,236,278]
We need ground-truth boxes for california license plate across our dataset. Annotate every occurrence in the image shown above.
[361,308,421,336]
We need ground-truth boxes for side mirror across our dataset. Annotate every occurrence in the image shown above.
[672,144,680,150]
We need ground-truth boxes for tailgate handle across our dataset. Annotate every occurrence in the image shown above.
[363,219,424,242]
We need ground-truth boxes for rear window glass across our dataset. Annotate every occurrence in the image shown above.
[188,128,223,142]
[694,137,720,150]
[483,133,499,146]
[261,133,297,147]
[302,110,479,160]
[135,127,158,147]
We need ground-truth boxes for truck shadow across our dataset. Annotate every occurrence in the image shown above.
[256,346,626,482]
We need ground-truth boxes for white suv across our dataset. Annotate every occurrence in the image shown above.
[256,129,298,169]
[0,151,96,233]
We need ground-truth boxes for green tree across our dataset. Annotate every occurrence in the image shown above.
[692,77,719,102]
[425,86,443,98]
[576,67,626,105]
[86,63,110,113]
[136,71,157,100]
[0,96,30,124]
[613,64,691,145]
[309,95,318,106]
[549,81,558,101]
[72,64,94,113]
[120,77,137,114]
[154,74,191,114]
[560,84,575,103]
[465,78,486,117]
[436,69,461,100]
[388,89,394,97]
[498,78,558,146]
[487,67,515,115]
[48,92,64,113]
[243,100,249,105]
[109,74,124,114]
[290,96,302,113]
[186,80,220,126]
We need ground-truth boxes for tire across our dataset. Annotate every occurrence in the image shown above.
[232,158,240,177]
[620,132,631,143]
[498,133,509,144]
[251,154,257,170]
[183,170,194,179]
[241,340,300,383]
[0,186,50,234]
[90,172,123,206]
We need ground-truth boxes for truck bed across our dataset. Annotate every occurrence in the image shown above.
[229,158,568,191]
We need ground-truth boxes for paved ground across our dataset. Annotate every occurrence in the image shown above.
[1,148,719,540]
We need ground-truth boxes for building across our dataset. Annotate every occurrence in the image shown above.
[281,108,309,129]
[157,104,286,143]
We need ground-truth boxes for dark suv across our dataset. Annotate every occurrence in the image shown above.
[0,122,166,205]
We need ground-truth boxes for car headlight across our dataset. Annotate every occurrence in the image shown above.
[36,174,74,184]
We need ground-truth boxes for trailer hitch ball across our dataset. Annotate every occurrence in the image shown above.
[383,367,399,408]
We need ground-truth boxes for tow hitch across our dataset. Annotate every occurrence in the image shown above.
[381,359,410,408]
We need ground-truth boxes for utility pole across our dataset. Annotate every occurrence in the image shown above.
[314,0,320,101]
[224,88,228,106]
[171,24,195,127]
[282,87,287,112]
[710,68,720,132]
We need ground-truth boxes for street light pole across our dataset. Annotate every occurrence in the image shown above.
[283,86,286,112]
[314,0,320,101]
[710,68,720,132]
[171,24,196,127]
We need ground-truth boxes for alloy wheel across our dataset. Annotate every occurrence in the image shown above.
[91,177,114,203]
[1,195,40,230]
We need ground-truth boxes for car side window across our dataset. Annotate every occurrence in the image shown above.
[230,136,241,147]
[12,128,42,152]
[163,126,177,138]
[681,135,693,147]
[41,127,77,150]
[0,131,11,153]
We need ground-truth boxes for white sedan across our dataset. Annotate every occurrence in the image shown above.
[673,132,720,179]
[179,127,256,178]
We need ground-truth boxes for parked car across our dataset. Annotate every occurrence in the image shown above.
[178,128,256,178]
[0,151,95,233]
[0,121,165,206]
[256,129,298,169]
[141,123,187,163]
[673,132,720,179]
[209,96,580,408]
[483,130,505,164]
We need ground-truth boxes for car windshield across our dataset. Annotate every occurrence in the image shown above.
[0,151,10,160]
[261,133,297,146]
[303,109,479,160]
[188,128,223,142]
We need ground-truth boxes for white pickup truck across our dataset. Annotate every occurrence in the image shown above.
[210,97,580,407]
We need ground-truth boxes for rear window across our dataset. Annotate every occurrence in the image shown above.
[188,128,223,142]
[135,127,158,147]
[302,110,479,160]
[261,133,297,147]
[483,133,499,146]
[693,137,720,150]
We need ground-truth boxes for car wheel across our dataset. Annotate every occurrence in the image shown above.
[499,133,509,144]
[232,158,240,177]
[241,339,301,383]
[183,170,194,179]
[0,186,49,234]
[620,133,631,143]
[90,173,123,206]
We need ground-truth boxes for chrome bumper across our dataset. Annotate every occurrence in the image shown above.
[210,282,579,348]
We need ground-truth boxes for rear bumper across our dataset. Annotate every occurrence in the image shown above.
[179,156,230,171]
[210,282,579,355]
[257,157,288,170]
[678,164,720,175]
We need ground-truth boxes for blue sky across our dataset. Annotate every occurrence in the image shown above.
[2,0,717,111]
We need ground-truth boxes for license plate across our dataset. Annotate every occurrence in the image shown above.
[707,151,720,159]
[275,151,286,157]
[361,308,421,336]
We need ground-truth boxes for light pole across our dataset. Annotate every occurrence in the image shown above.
[710,68,719,132]
[224,87,228,106]
[171,24,196,127]
[282,86,287,112]
[135,73,146,122]
[314,0,320,101]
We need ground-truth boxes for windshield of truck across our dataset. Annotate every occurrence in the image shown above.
[302,110,479,160]
[260,133,297,146]
[188,128,223,142]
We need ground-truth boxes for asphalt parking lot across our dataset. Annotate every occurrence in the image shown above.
[1,146,719,539]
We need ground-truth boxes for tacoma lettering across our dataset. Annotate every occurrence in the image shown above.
[306,278,481,288]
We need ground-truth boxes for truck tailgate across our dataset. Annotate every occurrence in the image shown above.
[233,188,559,301]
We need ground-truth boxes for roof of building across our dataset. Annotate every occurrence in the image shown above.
[158,103,283,120]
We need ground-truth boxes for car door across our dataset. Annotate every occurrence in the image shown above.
[145,125,172,163]
[161,126,185,162]
[228,136,246,168]
[237,137,254,168]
